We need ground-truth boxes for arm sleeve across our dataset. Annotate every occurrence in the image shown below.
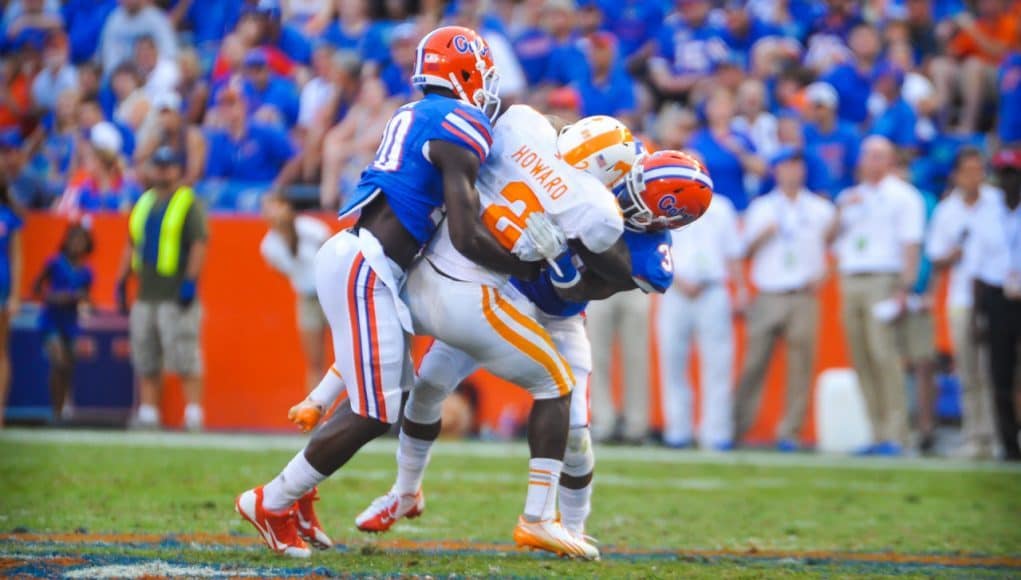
[898,188,925,245]
[432,107,493,164]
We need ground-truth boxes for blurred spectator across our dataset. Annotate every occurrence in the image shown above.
[831,135,925,456]
[689,88,765,210]
[969,149,1021,462]
[55,121,141,215]
[574,32,636,124]
[319,76,396,209]
[649,0,728,101]
[379,22,419,99]
[135,92,207,186]
[734,148,835,451]
[732,78,779,160]
[926,147,1000,459]
[3,0,62,46]
[821,23,882,125]
[541,0,587,87]
[1,130,49,208]
[30,31,77,113]
[299,49,361,184]
[810,0,863,41]
[109,62,151,131]
[658,193,745,450]
[0,178,23,429]
[75,61,102,101]
[757,111,828,195]
[61,0,118,64]
[212,5,303,82]
[0,41,39,131]
[99,0,178,76]
[134,34,180,101]
[178,0,242,51]
[282,0,328,27]
[32,223,93,422]
[177,47,210,125]
[297,44,337,129]
[903,0,939,62]
[998,28,1021,147]
[33,88,80,197]
[868,62,918,154]
[321,0,371,54]
[509,0,554,86]
[597,0,664,62]
[204,88,303,191]
[545,85,581,124]
[448,0,527,100]
[654,103,698,151]
[720,0,781,69]
[259,192,330,393]
[238,47,300,127]
[803,81,860,198]
[932,0,1019,134]
[117,146,208,431]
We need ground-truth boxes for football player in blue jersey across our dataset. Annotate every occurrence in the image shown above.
[236,25,545,558]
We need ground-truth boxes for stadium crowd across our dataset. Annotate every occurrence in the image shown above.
[0,0,1020,459]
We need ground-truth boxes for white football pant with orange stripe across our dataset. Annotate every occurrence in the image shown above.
[405,260,576,401]
[315,229,414,423]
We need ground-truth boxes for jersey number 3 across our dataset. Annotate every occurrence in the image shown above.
[372,110,413,172]
[482,182,544,251]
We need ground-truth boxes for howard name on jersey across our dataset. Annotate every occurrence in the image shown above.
[425,105,624,287]
[337,93,494,246]
[510,229,675,317]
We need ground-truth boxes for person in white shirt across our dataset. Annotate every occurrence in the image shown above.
[830,135,925,456]
[734,148,835,451]
[260,193,331,393]
[969,149,1021,462]
[657,194,747,449]
[926,147,1001,459]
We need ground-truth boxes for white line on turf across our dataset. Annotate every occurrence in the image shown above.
[1,429,1018,474]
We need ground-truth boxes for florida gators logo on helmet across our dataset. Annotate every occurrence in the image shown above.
[413,26,501,121]
[614,150,713,232]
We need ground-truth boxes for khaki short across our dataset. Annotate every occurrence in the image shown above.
[296,294,327,333]
[894,309,936,363]
[130,300,203,377]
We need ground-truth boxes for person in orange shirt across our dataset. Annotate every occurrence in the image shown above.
[931,0,1020,134]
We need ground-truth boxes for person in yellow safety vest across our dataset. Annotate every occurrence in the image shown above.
[115,146,209,431]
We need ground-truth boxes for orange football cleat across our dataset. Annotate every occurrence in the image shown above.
[355,488,425,533]
[235,487,310,558]
[288,399,325,433]
[295,487,332,549]
[513,516,600,560]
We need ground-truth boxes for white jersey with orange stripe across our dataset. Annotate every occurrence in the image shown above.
[424,104,624,287]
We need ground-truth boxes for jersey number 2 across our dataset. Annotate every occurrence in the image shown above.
[481,182,544,251]
[372,110,413,172]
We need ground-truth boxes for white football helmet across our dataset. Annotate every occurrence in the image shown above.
[557,115,641,189]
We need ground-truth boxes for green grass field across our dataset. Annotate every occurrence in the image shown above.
[1,429,1019,578]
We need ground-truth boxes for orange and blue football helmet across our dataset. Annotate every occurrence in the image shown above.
[615,150,714,232]
[412,26,501,120]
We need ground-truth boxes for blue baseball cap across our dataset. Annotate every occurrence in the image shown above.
[244,48,269,68]
[770,146,805,169]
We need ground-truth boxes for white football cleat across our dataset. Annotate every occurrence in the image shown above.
[355,487,425,533]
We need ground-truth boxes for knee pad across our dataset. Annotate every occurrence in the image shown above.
[403,380,450,425]
[563,426,595,478]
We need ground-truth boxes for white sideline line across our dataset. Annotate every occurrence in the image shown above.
[1,429,1018,474]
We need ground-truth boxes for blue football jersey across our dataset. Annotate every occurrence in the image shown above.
[339,93,494,245]
[510,229,675,317]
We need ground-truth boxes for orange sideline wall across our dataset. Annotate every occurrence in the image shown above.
[18,213,951,441]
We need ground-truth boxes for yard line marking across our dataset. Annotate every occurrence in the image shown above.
[2,534,1020,571]
[2,429,1019,474]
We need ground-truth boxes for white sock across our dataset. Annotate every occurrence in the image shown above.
[307,366,345,408]
[394,430,433,496]
[137,404,159,425]
[263,450,327,512]
[524,458,562,522]
[558,483,592,533]
[184,404,203,428]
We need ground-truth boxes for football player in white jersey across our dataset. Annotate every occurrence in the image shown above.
[354,146,714,543]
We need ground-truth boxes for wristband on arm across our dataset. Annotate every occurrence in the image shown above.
[550,252,580,289]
